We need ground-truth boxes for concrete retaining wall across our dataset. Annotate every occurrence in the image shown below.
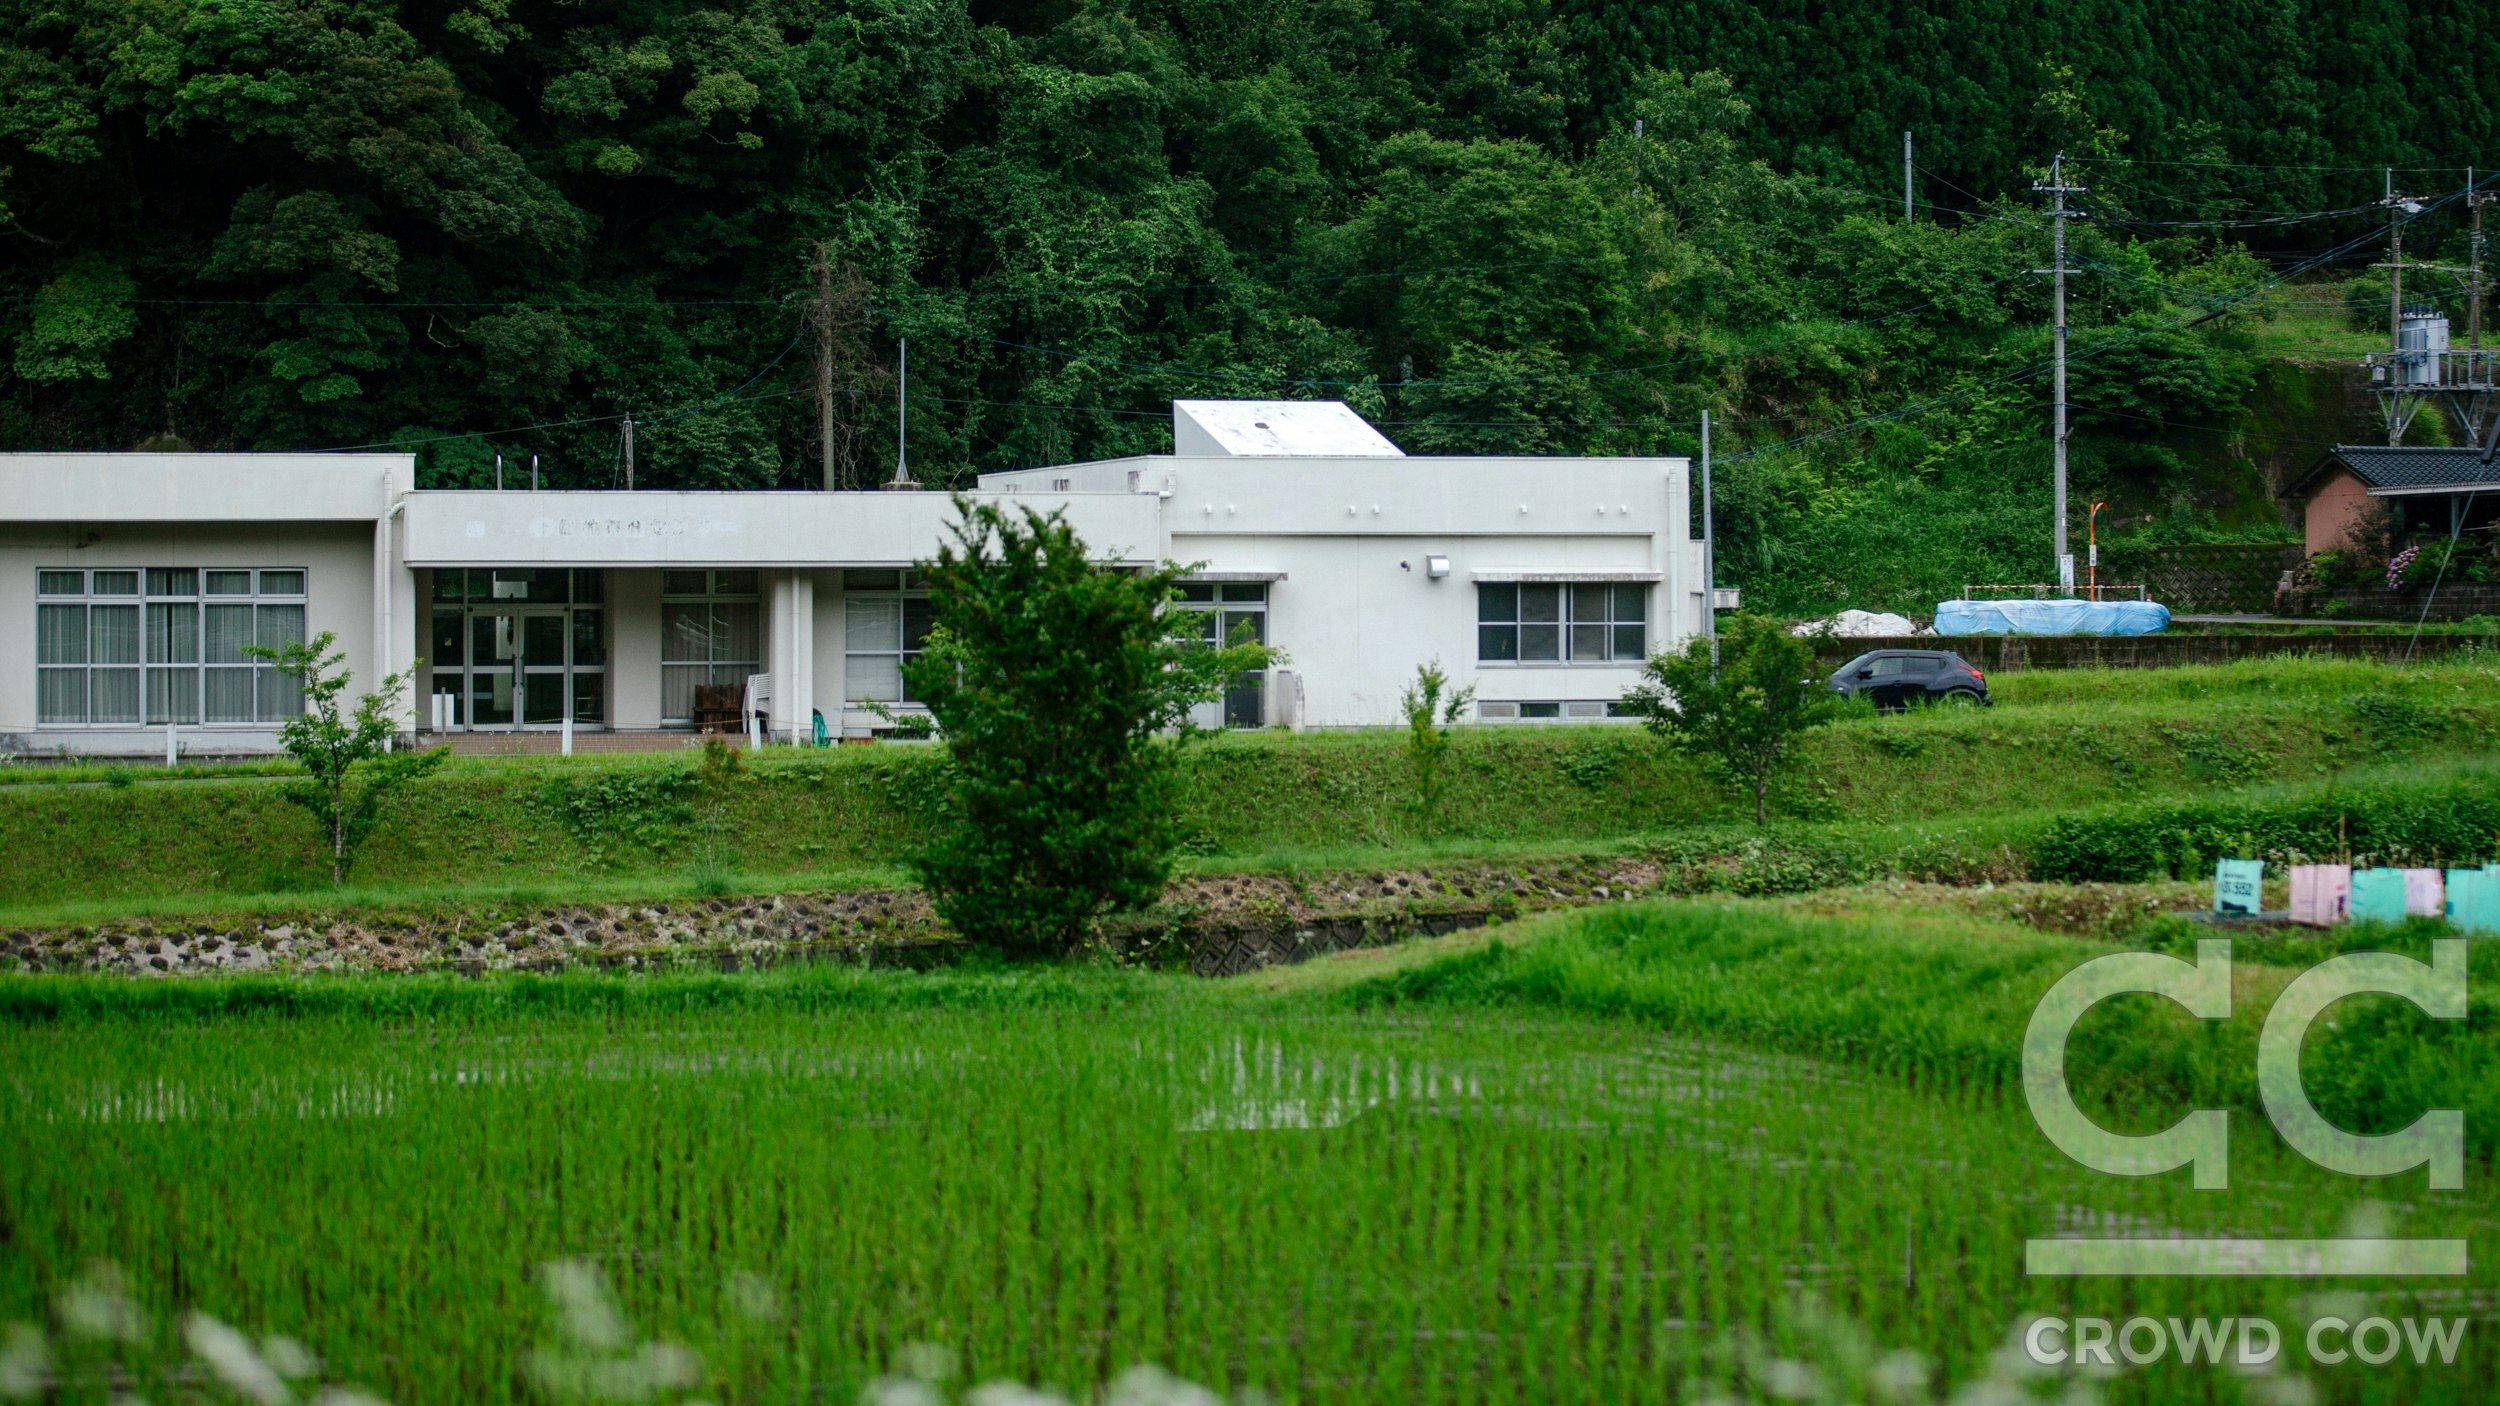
[1812,631,2490,671]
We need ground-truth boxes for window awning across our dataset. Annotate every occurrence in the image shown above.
[1179,570,1288,583]
[1471,569,1662,583]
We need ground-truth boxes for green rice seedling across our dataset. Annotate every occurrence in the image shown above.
[1,947,2491,1403]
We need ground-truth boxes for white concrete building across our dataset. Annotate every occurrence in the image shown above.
[0,402,1709,755]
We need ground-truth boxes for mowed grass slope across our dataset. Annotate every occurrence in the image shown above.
[1,898,2492,1402]
[0,657,2492,912]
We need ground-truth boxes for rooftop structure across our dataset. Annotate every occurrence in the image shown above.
[1170,400,1404,458]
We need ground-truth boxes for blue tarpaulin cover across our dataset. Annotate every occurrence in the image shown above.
[1933,599,2172,636]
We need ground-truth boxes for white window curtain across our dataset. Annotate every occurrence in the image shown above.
[33,569,306,727]
[660,591,761,724]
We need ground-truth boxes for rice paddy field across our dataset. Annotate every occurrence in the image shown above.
[3,900,2493,1405]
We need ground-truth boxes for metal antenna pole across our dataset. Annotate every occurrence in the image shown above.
[622,415,635,490]
[530,454,539,492]
[2035,153,2085,592]
[1701,409,1718,669]
[893,336,911,486]
[1903,131,1914,223]
[494,453,503,491]
[814,243,836,491]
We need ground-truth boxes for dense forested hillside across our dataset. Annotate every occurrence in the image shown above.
[3,0,2493,608]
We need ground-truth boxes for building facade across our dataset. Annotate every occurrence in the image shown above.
[0,402,1707,756]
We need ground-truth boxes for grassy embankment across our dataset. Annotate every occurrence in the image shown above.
[2235,281,2388,363]
[0,655,2492,924]
[2,894,2492,1401]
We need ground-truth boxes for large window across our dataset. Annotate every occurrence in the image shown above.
[37,568,305,725]
[1477,582,1646,663]
[1177,582,1268,726]
[661,570,760,725]
[843,569,934,705]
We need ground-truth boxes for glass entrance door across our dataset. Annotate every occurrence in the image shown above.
[428,570,606,731]
[455,609,589,729]
[468,610,520,728]
[521,611,567,725]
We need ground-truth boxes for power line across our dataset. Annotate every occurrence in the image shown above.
[1716,168,2500,467]
[2114,154,2500,173]
[2092,203,2384,230]
[0,252,1638,314]
[890,271,2032,392]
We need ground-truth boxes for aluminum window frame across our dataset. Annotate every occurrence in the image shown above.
[1476,582,1648,664]
[1175,582,1269,727]
[658,570,761,726]
[841,568,934,708]
[35,567,307,728]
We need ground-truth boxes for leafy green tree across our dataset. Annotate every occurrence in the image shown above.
[1398,660,1476,837]
[248,631,447,884]
[905,499,1271,957]
[1619,614,1840,825]
[0,0,2468,600]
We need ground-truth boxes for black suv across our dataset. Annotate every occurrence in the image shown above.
[1829,649,1991,710]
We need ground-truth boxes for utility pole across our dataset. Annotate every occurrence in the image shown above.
[622,415,635,490]
[2376,169,2425,445]
[2387,167,2404,356]
[2470,168,2488,356]
[2465,169,2496,458]
[812,242,837,491]
[2034,153,2085,593]
[1903,131,1914,223]
[1700,409,1718,669]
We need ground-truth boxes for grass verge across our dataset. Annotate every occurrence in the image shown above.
[1,657,2493,911]
[1334,896,2500,1157]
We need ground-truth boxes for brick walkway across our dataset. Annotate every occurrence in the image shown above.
[428,729,754,757]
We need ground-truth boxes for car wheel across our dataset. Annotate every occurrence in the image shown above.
[1934,689,1981,708]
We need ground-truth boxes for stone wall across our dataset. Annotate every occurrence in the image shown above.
[2323,583,2500,623]
[1,856,1667,979]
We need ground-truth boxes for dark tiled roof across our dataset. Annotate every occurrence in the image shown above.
[2328,444,2500,490]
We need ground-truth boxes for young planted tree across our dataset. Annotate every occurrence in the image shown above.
[906,500,1271,957]
[248,631,447,884]
[1619,613,1841,824]
[1399,660,1476,838]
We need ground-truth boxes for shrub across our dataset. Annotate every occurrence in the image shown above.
[905,500,1270,957]
[1619,613,1842,824]
[2035,775,2500,880]
[1398,661,1474,836]
[248,631,447,884]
